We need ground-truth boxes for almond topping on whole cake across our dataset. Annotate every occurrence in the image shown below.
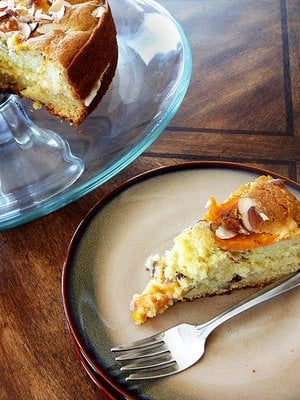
[0,0,118,124]
[130,175,300,325]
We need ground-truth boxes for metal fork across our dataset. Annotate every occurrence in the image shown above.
[111,270,300,380]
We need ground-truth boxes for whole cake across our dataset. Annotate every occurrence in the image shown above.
[131,176,300,324]
[0,0,118,124]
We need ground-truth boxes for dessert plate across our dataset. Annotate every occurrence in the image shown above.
[62,161,300,400]
[0,0,192,230]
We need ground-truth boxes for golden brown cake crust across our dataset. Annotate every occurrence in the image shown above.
[28,0,117,101]
[230,176,300,227]
[0,0,118,124]
[205,176,300,250]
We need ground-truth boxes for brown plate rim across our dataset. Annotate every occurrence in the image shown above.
[61,160,300,399]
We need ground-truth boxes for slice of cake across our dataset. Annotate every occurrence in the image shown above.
[0,0,118,124]
[131,175,300,324]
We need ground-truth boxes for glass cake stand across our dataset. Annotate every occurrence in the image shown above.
[0,94,84,227]
[0,0,192,230]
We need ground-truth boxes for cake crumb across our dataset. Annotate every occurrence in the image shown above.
[33,101,42,110]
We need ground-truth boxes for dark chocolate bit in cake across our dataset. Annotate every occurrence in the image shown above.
[146,260,157,278]
[176,272,186,280]
[231,273,243,282]
[221,273,243,290]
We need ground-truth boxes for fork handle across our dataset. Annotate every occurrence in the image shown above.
[197,270,300,334]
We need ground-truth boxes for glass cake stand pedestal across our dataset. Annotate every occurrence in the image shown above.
[0,94,84,226]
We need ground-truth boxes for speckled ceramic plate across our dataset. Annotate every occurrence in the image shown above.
[62,162,300,400]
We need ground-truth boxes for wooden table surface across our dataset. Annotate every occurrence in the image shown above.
[1,0,300,399]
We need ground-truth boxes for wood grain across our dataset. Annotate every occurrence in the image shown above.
[1,0,299,399]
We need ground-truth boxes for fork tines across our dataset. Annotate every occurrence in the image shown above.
[111,335,178,380]
[111,335,164,352]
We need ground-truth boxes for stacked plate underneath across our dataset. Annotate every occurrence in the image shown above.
[62,162,300,400]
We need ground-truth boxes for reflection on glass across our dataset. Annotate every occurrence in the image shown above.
[0,94,83,225]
